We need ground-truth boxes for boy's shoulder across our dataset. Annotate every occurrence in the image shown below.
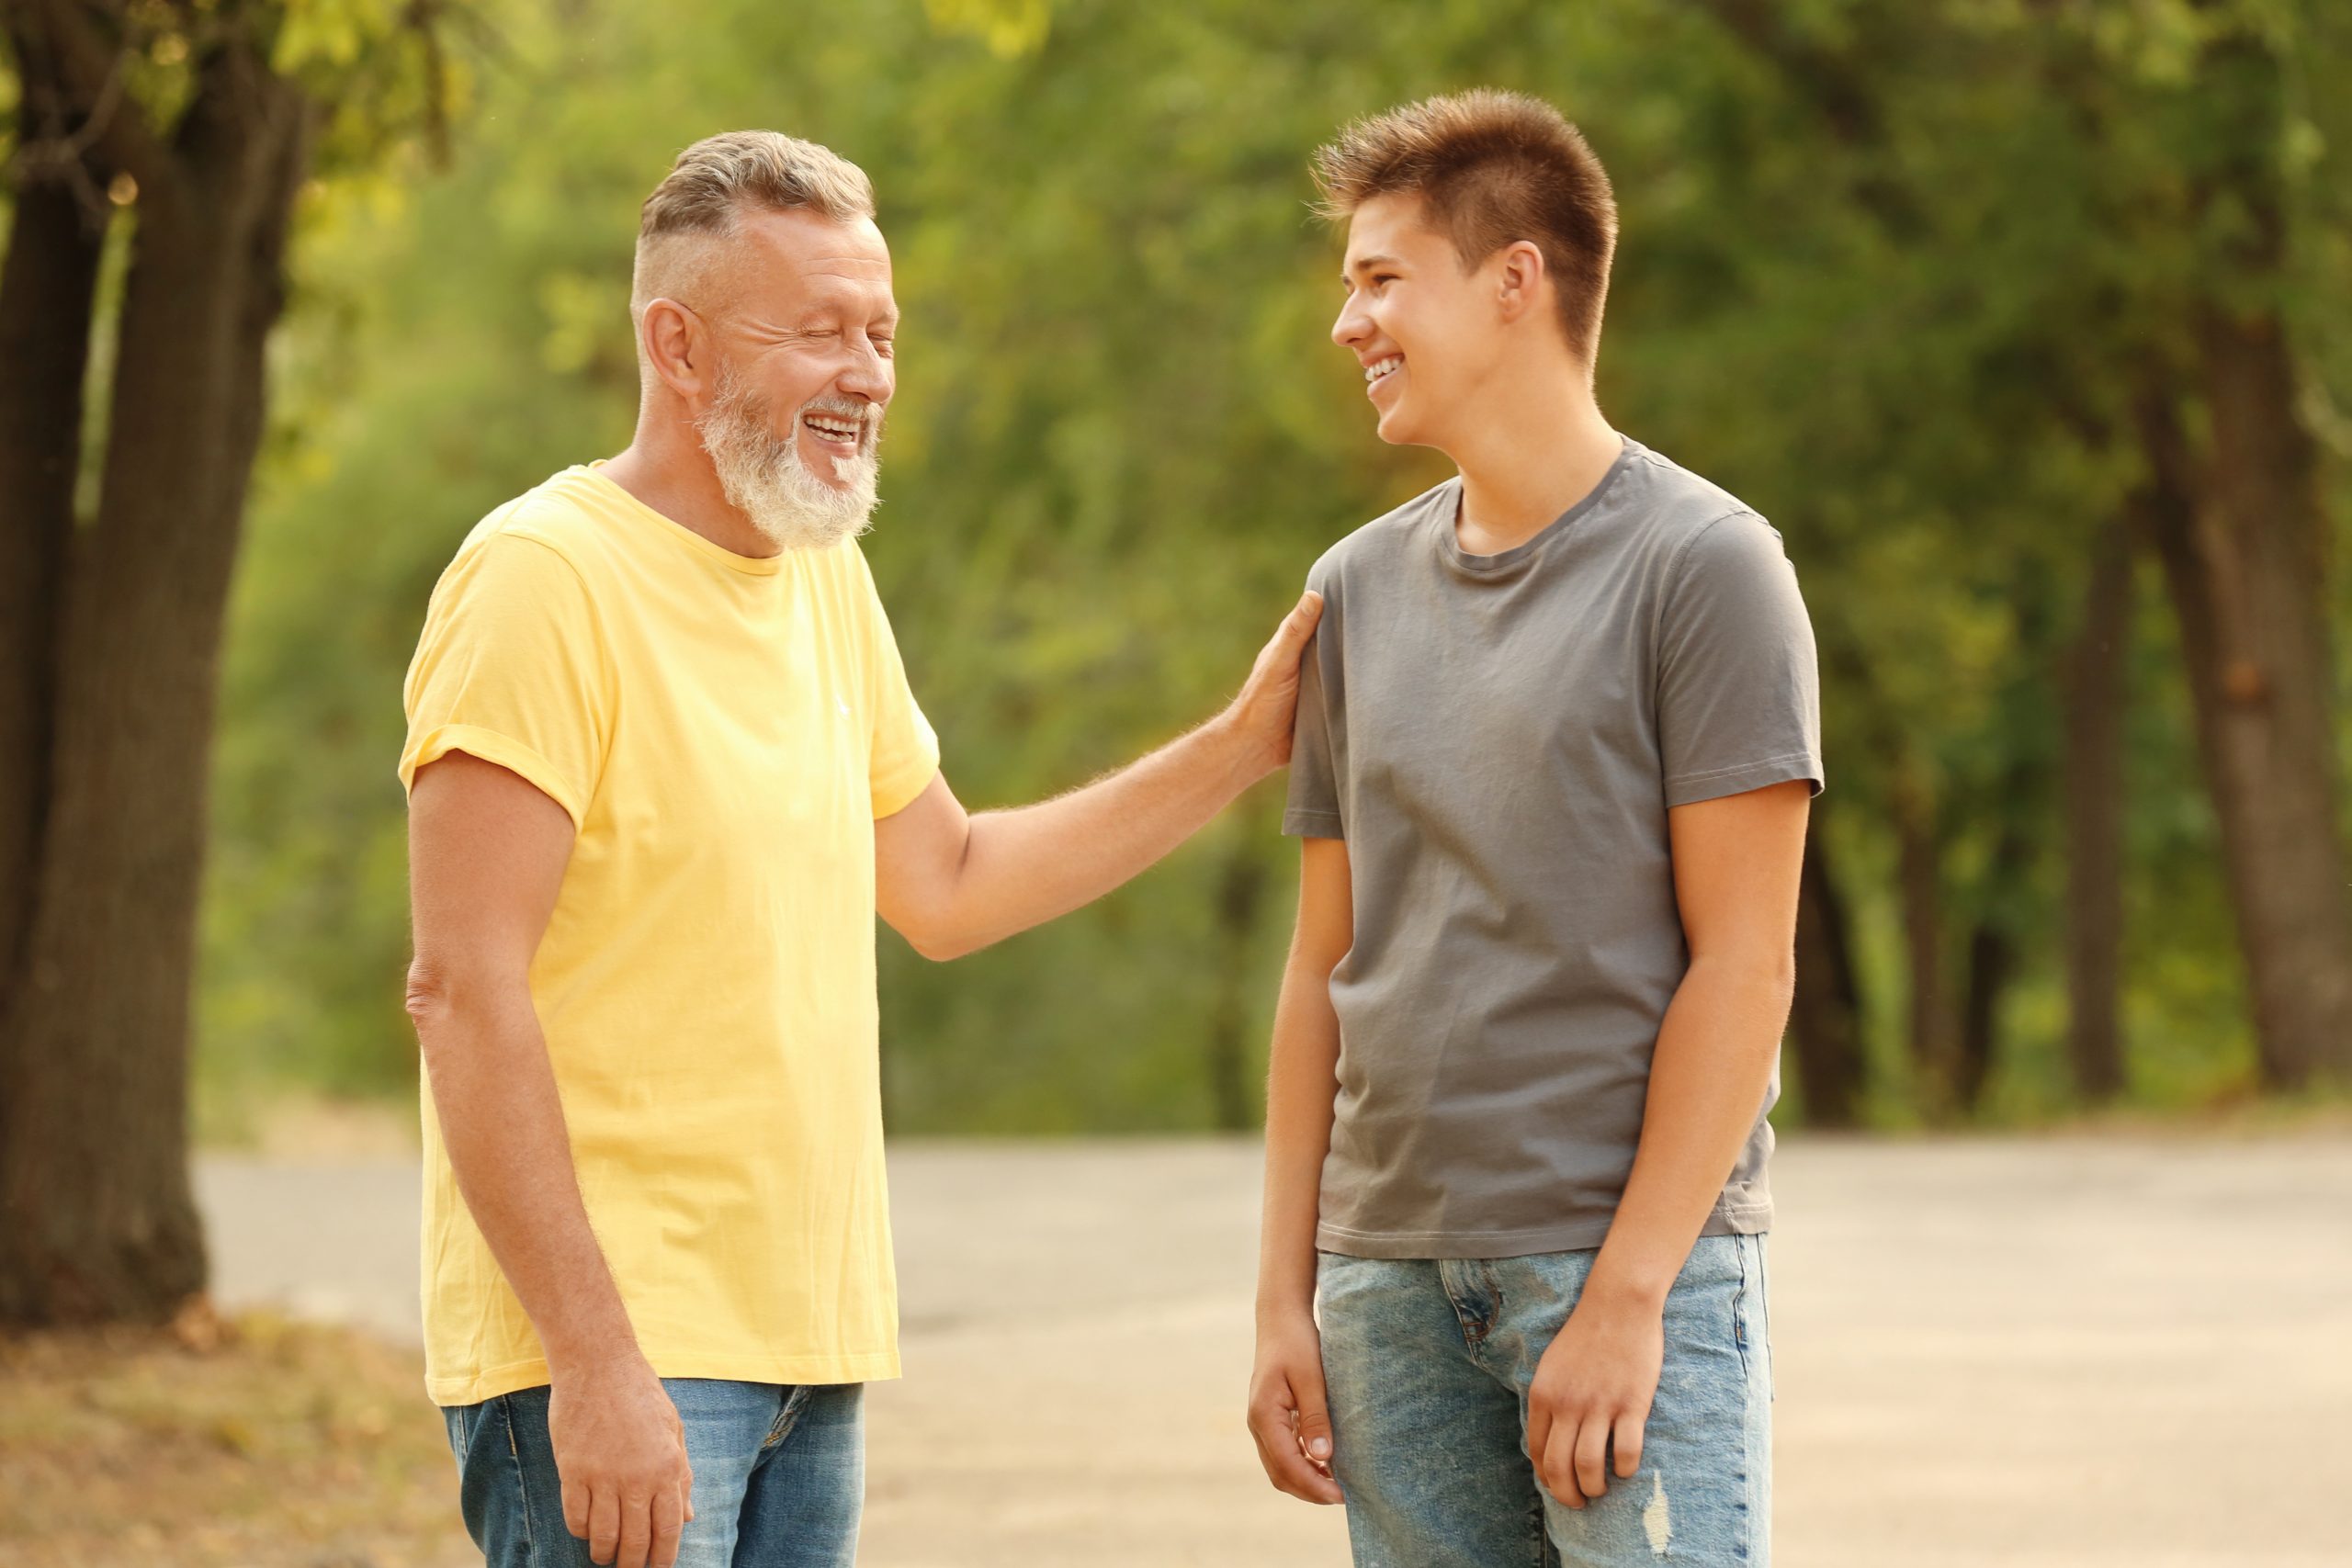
[1616,440,1778,552]
[1304,479,1457,594]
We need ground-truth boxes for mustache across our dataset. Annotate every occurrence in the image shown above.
[798,394,882,439]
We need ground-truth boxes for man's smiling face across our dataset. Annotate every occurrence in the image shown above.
[688,207,898,547]
[713,208,896,478]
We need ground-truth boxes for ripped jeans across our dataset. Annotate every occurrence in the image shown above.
[1316,1235,1772,1566]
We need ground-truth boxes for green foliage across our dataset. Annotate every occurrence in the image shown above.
[194,0,2352,1138]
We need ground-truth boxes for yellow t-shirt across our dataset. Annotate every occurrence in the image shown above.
[397,463,939,1404]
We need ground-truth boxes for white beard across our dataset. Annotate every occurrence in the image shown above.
[695,366,880,551]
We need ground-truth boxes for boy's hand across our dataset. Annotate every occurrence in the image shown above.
[1525,1288,1665,1509]
[1247,1310,1343,1504]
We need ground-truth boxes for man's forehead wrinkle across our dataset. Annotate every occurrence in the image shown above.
[739,258,892,300]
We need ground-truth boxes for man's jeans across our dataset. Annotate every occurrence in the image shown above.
[1317,1234,1772,1566]
[440,1379,863,1568]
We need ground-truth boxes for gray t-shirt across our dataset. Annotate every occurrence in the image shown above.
[1283,436,1822,1259]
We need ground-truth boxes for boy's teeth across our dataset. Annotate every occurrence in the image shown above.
[1363,356,1403,383]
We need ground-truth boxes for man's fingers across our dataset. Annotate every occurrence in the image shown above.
[563,1477,592,1540]
[649,1483,686,1568]
[1281,591,1325,647]
[616,1490,654,1568]
[588,1485,621,1563]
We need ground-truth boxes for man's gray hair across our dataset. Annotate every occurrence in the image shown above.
[631,131,876,324]
[640,130,875,240]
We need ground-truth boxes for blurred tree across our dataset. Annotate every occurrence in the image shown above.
[2132,11,2352,1089]
[2063,517,2133,1101]
[1691,0,2352,1098]
[0,0,463,1325]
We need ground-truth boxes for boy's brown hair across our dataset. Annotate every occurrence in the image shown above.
[1313,89,1617,361]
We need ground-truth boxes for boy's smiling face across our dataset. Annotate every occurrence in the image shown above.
[1331,192,1517,455]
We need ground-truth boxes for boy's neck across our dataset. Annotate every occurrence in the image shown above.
[1446,367,1622,557]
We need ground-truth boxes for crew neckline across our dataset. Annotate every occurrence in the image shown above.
[574,460,787,576]
[1435,435,1639,577]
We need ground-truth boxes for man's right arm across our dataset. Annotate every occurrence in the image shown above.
[1246,834,1352,1506]
[404,751,693,1568]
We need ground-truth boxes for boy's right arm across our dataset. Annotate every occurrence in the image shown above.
[1247,834,1352,1506]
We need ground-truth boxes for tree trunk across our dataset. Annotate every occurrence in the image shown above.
[1957,796,2033,1115]
[2062,517,2132,1101]
[1204,833,1270,1133]
[0,17,108,1033]
[2144,366,2352,1087]
[2134,28,2352,1089]
[0,29,311,1326]
[1891,758,1954,1117]
[1788,819,1866,1128]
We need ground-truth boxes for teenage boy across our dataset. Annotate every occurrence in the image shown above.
[1247,90,1821,1567]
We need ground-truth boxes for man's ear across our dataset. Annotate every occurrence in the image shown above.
[1494,241,1548,328]
[639,298,710,402]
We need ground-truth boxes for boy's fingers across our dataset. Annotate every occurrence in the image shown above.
[1574,1417,1611,1500]
[1525,1404,1554,1479]
[1613,1410,1645,1479]
[1249,1384,1342,1504]
[1543,1416,1587,1510]
[1293,1361,1334,1462]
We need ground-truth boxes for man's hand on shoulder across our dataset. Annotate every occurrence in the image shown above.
[1220,590,1324,777]
[873,588,1323,961]
[548,1351,696,1568]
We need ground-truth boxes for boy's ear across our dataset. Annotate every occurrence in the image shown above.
[1495,240,1548,326]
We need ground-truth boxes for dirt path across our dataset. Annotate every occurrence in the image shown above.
[196,1132,2352,1565]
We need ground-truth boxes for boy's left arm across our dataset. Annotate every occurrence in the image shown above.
[1524,778,1811,1510]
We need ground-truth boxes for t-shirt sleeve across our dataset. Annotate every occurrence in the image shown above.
[1657,512,1825,808]
[1282,567,1346,840]
[397,532,611,828]
[851,547,942,819]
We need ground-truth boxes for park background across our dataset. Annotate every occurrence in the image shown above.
[4,0,2350,1563]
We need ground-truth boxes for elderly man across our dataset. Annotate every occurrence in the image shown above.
[399,130,1319,1568]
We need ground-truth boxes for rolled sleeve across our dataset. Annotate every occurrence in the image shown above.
[397,533,610,827]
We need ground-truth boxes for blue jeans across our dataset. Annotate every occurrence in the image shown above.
[1317,1234,1772,1566]
[440,1379,863,1568]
